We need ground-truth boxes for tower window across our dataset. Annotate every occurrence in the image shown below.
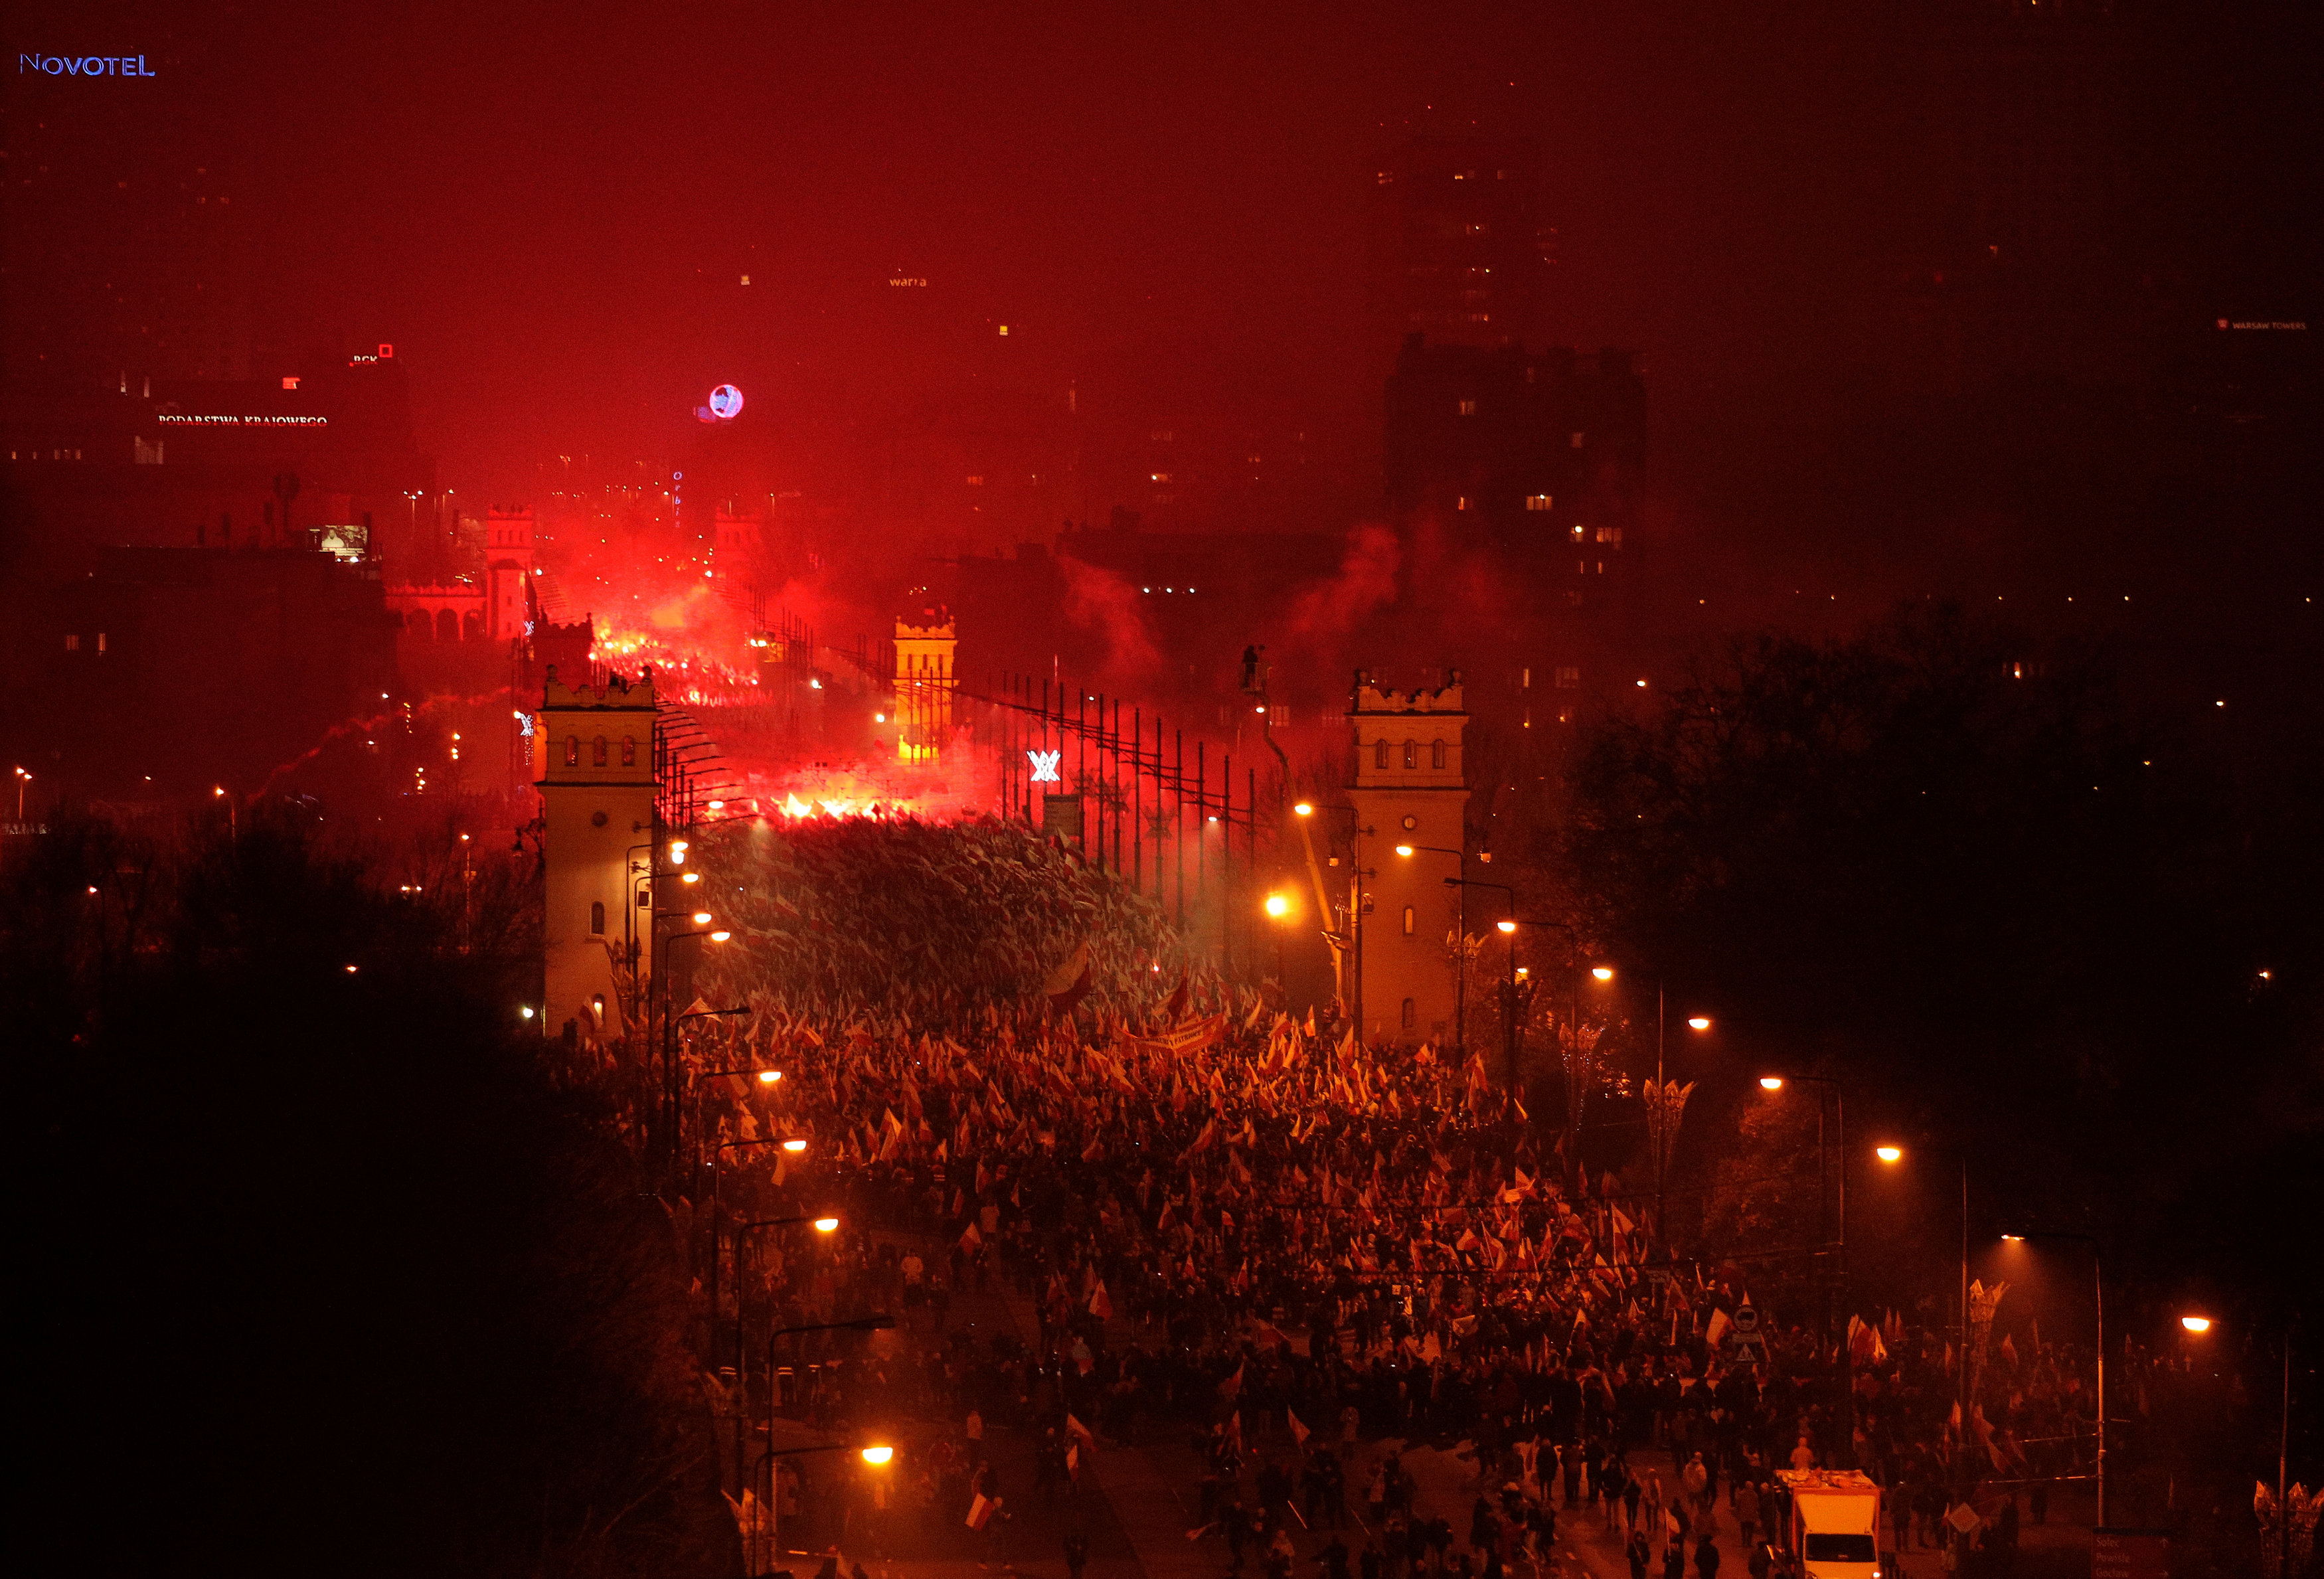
[1526,494,1552,512]
[1402,740,1418,770]
[1457,399,1477,416]
[1403,906,1417,936]
[1401,997,1417,1029]
[592,736,608,767]
[1431,739,1447,770]
[590,901,606,936]
[621,736,637,766]
[1374,739,1390,770]
[564,736,580,768]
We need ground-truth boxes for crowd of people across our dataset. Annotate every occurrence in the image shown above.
[674,815,2119,1579]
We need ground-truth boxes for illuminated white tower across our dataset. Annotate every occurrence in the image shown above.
[537,665,657,1040]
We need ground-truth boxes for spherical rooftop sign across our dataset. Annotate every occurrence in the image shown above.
[706,383,744,420]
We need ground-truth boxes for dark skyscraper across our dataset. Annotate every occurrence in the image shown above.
[1367,137,1556,369]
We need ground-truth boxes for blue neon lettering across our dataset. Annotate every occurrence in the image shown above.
[17,52,153,75]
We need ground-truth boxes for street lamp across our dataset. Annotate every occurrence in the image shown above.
[732,1213,846,1427]
[2004,1230,2108,1525]
[1396,843,1468,1051]
[1294,802,1371,1033]
[1762,1073,1856,1464]
[2181,1311,2297,1579]
[1262,892,1292,987]
[753,1319,898,1572]
[1874,1142,1973,1487]
[1592,965,1614,981]
[1450,877,1517,1088]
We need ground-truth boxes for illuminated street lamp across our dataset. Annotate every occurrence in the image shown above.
[1687,1015,1711,1031]
[1872,1141,1975,1482]
[2179,1313,2295,1579]
[2003,1230,2109,1523]
[1396,843,1470,1051]
[782,1138,808,1153]
[1291,801,1371,1033]
[1592,965,1615,981]
[1763,1073,1858,1461]
[750,1315,898,1572]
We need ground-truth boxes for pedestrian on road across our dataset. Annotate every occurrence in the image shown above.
[1064,1529,1090,1579]
[1693,1535,1720,1579]
[1623,1469,1643,1535]
[1627,1529,1651,1579]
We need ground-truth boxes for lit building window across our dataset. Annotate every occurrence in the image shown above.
[590,901,606,935]
[621,736,636,766]
[564,736,580,768]
[1555,667,1580,689]
[966,475,984,486]
[1526,494,1552,511]
[1402,908,1417,938]
[1401,997,1417,1028]
[1457,399,1477,416]
[65,634,79,651]
[1570,432,1585,448]
[1596,526,1623,545]
[592,736,609,767]
[1402,740,1418,770]
[1374,740,1390,770]
[1430,739,1447,770]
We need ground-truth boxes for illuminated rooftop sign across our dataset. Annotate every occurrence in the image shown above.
[1027,749,1061,784]
[19,54,156,76]
[158,414,328,427]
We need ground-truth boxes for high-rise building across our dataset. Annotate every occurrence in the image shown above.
[1368,139,1556,368]
[1384,336,1645,591]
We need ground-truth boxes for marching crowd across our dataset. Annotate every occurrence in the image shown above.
[679,815,2114,1579]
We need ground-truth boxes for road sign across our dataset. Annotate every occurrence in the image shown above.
[1948,1502,1985,1537]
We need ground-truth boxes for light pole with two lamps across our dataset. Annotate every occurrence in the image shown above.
[2001,1230,2108,1525]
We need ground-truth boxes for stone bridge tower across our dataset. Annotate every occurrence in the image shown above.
[537,665,657,1041]
[1346,669,1469,1045]
[891,606,956,763]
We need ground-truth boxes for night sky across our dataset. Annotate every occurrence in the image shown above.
[20,0,2314,522]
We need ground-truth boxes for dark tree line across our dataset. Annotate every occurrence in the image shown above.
[1556,605,2321,1304]
[6,813,730,1578]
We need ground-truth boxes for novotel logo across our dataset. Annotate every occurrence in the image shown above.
[21,54,157,76]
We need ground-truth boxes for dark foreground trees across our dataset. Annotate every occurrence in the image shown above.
[1562,604,2321,1301]
[6,815,728,1578]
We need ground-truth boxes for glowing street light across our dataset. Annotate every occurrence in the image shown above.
[1497,919,1517,934]
[814,1216,840,1232]
[782,1138,808,1153]
[692,910,713,925]
[1264,893,1290,918]
[860,1445,894,1465]
[1687,1015,1712,1031]
[1293,801,1314,816]
[2181,1315,2212,1333]
[1876,1145,1903,1163]
[1760,1076,1784,1090]
[1394,843,1414,857]
[757,1069,782,1084]
[1592,966,1615,981]
[709,930,732,942]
